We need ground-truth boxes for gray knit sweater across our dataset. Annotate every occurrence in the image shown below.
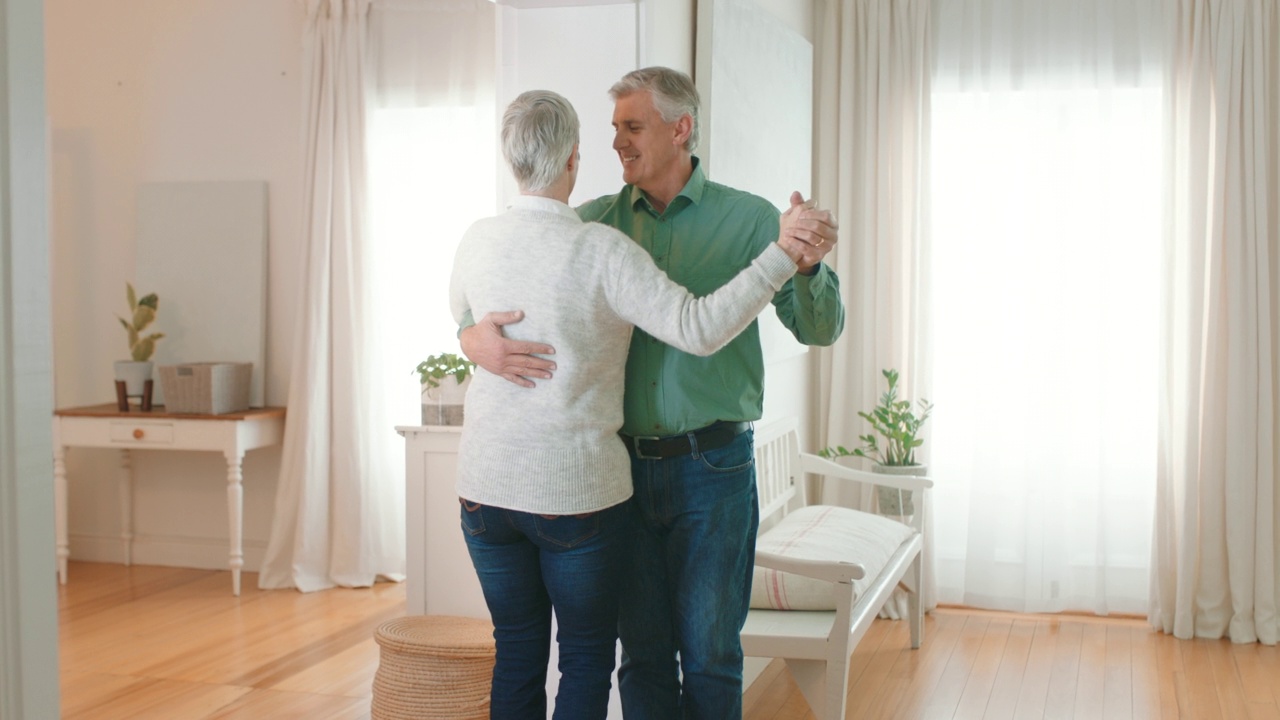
[449,195,796,514]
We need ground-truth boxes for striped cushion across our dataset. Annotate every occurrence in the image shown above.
[750,504,914,611]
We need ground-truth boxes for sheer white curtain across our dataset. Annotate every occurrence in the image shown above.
[366,0,496,370]
[926,0,1165,615]
[260,0,407,591]
[1151,0,1278,645]
[811,0,934,613]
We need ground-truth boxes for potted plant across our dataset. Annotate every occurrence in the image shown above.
[414,352,476,426]
[114,283,165,396]
[820,368,933,515]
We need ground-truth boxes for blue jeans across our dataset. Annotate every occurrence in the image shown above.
[617,428,758,719]
[460,499,629,720]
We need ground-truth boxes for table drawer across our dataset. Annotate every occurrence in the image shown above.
[109,421,175,445]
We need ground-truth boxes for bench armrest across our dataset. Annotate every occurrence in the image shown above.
[798,453,934,493]
[755,549,867,583]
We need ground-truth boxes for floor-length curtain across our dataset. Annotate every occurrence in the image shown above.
[811,0,934,613]
[926,0,1165,615]
[1150,0,1278,645]
[259,0,407,591]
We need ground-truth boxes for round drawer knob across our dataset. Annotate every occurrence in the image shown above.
[132,428,145,440]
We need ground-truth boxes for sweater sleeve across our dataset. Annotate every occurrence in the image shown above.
[600,225,797,356]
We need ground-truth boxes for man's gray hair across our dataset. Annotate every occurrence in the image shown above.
[609,67,700,153]
[501,90,580,193]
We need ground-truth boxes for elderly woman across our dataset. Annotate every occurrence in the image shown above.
[448,90,807,719]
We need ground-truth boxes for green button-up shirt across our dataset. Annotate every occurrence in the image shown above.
[577,158,845,436]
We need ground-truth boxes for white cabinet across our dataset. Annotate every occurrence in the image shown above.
[396,425,487,618]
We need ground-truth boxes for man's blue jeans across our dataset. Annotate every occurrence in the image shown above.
[460,499,629,720]
[617,428,758,719]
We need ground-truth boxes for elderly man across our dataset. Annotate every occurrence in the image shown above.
[462,68,844,719]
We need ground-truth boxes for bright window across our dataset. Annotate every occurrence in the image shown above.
[367,105,496,422]
[927,85,1162,614]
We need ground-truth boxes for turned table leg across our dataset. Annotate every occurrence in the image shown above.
[224,450,245,596]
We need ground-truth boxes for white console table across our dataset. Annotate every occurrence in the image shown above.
[53,403,286,595]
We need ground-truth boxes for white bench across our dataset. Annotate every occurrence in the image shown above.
[742,418,932,720]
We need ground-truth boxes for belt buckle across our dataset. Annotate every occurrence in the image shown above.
[631,435,663,460]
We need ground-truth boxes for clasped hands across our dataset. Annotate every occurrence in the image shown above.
[776,191,839,273]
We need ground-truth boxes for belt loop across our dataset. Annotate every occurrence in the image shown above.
[631,434,662,460]
[686,429,701,459]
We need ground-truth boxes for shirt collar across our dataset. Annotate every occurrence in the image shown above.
[508,194,581,222]
[626,156,706,215]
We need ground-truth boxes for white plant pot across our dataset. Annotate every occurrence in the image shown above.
[421,375,470,426]
[113,360,154,396]
[871,463,927,517]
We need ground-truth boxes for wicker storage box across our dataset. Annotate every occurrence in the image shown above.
[158,362,252,414]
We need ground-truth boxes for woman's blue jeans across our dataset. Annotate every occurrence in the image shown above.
[617,428,759,719]
[460,499,629,720]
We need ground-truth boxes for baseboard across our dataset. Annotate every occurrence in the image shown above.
[67,533,266,572]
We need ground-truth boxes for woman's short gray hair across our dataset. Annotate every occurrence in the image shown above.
[609,67,700,153]
[501,90,580,193]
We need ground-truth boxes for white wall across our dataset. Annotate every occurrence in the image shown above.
[497,2,639,207]
[45,0,305,570]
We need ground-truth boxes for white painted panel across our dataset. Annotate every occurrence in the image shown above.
[136,181,268,407]
[697,0,813,365]
[500,2,638,207]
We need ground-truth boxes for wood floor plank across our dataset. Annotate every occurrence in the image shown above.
[1129,624,1163,718]
[60,674,251,720]
[1012,616,1057,718]
[1072,621,1107,719]
[1183,637,1225,719]
[951,616,1010,719]
[919,613,989,719]
[269,637,383,698]
[1207,634,1251,719]
[202,689,371,719]
[983,618,1034,719]
[1102,622,1135,719]
[1044,619,1082,719]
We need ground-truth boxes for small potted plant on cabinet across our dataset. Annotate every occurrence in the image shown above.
[415,352,476,426]
[114,282,165,398]
[820,368,933,516]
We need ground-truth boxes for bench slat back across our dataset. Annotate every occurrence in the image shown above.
[754,418,805,522]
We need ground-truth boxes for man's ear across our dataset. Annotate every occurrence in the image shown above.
[567,143,579,172]
[673,114,693,147]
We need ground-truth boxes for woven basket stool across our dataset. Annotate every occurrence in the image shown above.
[372,615,496,720]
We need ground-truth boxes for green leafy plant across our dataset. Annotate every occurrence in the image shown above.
[414,353,476,389]
[117,282,164,362]
[820,368,933,467]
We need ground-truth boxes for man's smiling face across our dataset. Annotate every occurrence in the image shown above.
[611,90,685,196]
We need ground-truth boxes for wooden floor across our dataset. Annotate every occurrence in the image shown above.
[743,607,1280,720]
[58,561,405,719]
[59,562,1280,719]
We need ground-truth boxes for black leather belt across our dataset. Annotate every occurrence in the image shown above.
[621,421,751,460]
